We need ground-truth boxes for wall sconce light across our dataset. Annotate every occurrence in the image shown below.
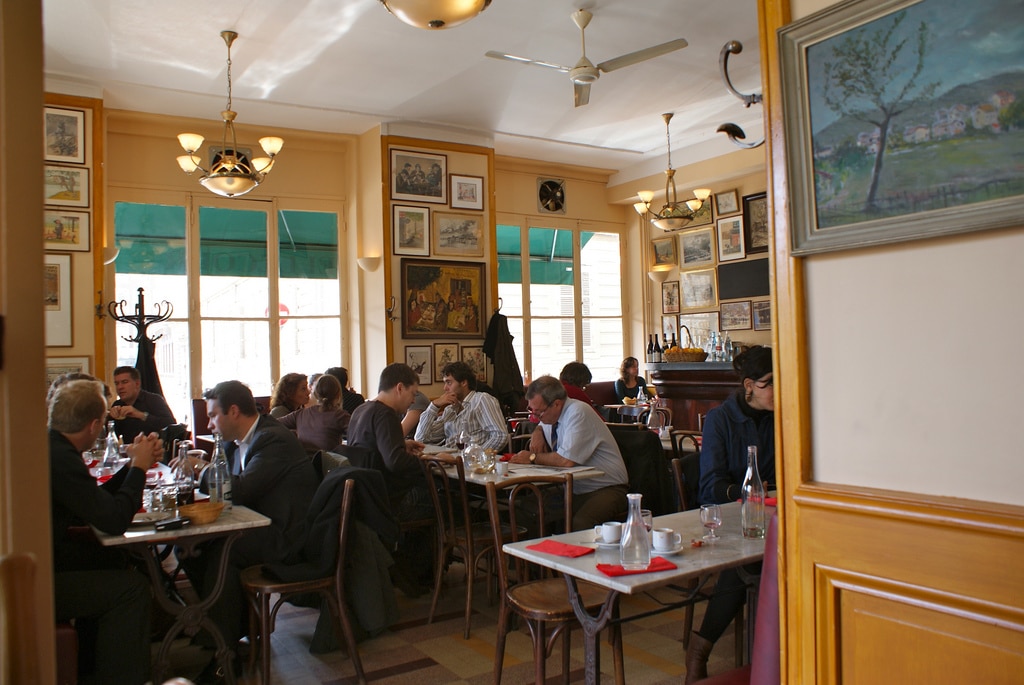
[102,247,120,265]
[356,256,382,272]
[647,266,675,283]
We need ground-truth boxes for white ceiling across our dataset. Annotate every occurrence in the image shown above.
[42,0,764,185]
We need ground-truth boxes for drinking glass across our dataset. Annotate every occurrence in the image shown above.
[700,503,722,542]
[455,429,469,455]
[641,509,653,533]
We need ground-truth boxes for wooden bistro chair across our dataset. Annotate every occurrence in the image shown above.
[485,474,625,685]
[241,478,366,685]
[420,456,503,639]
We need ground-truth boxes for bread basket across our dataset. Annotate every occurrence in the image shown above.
[663,325,709,362]
[177,501,225,525]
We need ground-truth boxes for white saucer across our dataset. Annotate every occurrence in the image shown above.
[652,543,685,556]
[594,538,621,549]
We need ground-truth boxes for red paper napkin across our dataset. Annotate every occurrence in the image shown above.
[596,555,677,577]
[97,474,113,484]
[500,453,514,462]
[526,539,595,558]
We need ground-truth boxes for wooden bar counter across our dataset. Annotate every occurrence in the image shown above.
[647,362,739,431]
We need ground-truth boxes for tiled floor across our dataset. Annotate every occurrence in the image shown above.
[164,566,744,684]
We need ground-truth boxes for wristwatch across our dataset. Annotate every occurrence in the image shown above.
[529,452,537,463]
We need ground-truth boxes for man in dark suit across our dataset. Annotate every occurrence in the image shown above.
[109,365,176,441]
[177,380,317,683]
[49,377,164,685]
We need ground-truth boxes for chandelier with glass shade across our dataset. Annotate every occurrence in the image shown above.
[176,31,283,198]
[634,113,711,232]
[378,0,492,29]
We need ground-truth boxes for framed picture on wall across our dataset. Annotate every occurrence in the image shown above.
[433,342,459,381]
[461,346,487,383]
[433,212,484,257]
[405,346,433,385]
[661,281,681,315]
[44,107,86,164]
[752,300,772,331]
[450,174,484,210]
[44,165,89,207]
[44,253,72,346]
[401,259,485,338]
[393,205,430,256]
[679,311,720,346]
[652,237,677,266]
[679,227,715,268]
[714,189,740,216]
[743,192,770,254]
[717,216,745,262]
[680,268,717,310]
[46,356,90,391]
[44,209,90,252]
[390,148,447,204]
[721,300,752,330]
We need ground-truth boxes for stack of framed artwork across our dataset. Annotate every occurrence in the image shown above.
[44,104,92,354]
[389,146,490,386]
[655,186,773,344]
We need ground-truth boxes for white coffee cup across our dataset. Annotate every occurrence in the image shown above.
[495,461,509,477]
[594,521,622,544]
[653,527,682,551]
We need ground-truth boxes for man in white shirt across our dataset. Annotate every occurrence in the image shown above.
[415,361,507,451]
[511,375,629,531]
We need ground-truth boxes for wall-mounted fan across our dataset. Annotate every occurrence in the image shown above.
[486,9,688,107]
[538,178,565,214]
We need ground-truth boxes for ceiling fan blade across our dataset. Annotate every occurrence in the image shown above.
[574,82,591,107]
[597,38,688,73]
[485,50,570,73]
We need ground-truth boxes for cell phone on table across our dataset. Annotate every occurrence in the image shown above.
[154,516,191,531]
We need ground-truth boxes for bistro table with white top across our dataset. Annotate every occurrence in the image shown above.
[94,504,271,684]
[422,444,606,486]
[503,501,768,684]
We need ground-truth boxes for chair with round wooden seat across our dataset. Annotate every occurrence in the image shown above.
[485,474,625,685]
[420,455,502,639]
[241,478,366,685]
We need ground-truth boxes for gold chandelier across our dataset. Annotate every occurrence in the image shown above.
[634,113,710,232]
[176,31,283,198]
[378,0,492,29]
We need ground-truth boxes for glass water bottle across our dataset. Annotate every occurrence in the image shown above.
[620,493,651,570]
[741,446,766,539]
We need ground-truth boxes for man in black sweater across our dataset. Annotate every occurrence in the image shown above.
[49,377,163,685]
[109,365,176,441]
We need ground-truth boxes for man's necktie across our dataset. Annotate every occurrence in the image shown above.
[550,421,559,451]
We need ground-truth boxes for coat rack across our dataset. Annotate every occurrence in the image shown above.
[107,288,173,342]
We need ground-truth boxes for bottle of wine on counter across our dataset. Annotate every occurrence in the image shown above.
[653,334,663,363]
[671,332,678,349]
[646,334,654,363]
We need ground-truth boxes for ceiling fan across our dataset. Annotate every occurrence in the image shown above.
[486,8,688,107]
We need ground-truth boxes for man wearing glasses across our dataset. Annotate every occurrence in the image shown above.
[510,375,629,531]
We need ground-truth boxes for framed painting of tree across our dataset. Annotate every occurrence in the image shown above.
[781,0,1024,255]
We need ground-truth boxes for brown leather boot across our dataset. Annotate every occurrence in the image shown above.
[684,631,713,684]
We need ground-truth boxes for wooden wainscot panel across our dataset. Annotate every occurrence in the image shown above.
[794,484,1024,684]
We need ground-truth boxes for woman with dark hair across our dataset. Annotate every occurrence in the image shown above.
[278,375,351,451]
[559,361,599,411]
[613,356,647,402]
[269,373,310,418]
[685,345,775,683]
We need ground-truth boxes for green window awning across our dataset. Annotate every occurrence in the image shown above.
[497,225,593,286]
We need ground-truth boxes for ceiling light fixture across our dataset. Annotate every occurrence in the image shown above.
[378,0,492,30]
[176,31,283,198]
[634,113,711,232]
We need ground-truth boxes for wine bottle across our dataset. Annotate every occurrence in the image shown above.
[653,334,663,363]
[646,334,654,363]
